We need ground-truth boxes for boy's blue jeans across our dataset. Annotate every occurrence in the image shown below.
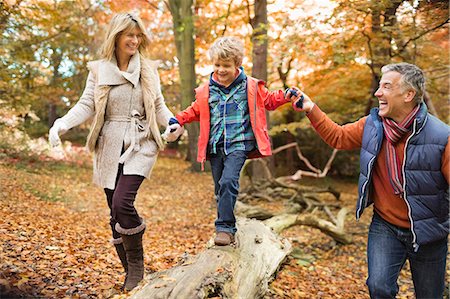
[210,149,247,234]
[366,212,448,299]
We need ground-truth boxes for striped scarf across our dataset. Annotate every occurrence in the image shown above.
[382,105,420,195]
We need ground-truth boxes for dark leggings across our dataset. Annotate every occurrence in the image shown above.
[104,164,145,239]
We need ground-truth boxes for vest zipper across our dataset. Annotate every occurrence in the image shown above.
[356,155,376,219]
[357,114,383,220]
[402,119,418,252]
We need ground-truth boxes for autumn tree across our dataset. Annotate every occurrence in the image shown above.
[1,0,98,138]
[329,0,449,116]
[165,0,201,170]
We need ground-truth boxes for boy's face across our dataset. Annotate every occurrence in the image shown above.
[213,58,239,87]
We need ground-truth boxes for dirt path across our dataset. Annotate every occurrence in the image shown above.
[0,155,420,298]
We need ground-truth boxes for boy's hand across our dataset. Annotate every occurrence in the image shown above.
[284,88,300,101]
[162,123,184,142]
[292,89,315,113]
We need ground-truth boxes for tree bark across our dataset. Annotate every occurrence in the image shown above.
[264,209,352,244]
[167,0,200,170]
[364,0,403,115]
[250,0,268,83]
[46,46,64,127]
[249,0,271,181]
[130,218,291,299]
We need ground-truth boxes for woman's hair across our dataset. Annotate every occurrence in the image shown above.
[208,36,244,66]
[99,13,150,61]
[381,63,426,104]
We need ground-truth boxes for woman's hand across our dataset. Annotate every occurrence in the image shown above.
[162,123,184,142]
[49,119,68,147]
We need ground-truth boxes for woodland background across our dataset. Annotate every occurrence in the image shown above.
[0,0,449,298]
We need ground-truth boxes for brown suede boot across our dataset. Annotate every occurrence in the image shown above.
[121,230,145,291]
[113,242,128,288]
[114,243,128,273]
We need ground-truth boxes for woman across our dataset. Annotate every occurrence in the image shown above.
[48,13,184,291]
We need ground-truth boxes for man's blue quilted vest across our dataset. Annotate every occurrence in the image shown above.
[356,103,449,248]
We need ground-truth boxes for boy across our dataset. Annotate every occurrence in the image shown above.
[164,37,299,246]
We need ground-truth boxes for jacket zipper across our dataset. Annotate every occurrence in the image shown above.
[254,81,257,130]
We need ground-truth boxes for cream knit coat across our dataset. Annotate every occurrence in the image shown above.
[58,53,173,189]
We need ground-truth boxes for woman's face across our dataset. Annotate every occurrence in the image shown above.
[115,27,143,58]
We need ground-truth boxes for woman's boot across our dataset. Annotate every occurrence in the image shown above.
[116,222,146,291]
[111,238,128,288]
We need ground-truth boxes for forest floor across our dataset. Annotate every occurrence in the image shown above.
[0,147,440,299]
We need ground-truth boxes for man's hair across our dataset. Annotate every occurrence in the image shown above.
[99,12,150,61]
[381,63,426,104]
[208,36,244,66]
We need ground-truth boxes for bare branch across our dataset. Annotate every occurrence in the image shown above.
[221,0,235,36]
[144,0,160,10]
[264,209,352,244]
[244,0,253,28]
[393,18,450,56]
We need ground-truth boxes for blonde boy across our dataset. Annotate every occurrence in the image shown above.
[165,37,299,245]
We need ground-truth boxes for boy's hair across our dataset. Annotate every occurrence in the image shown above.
[99,12,150,61]
[208,37,244,66]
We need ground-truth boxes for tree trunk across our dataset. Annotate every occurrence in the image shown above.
[251,0,268,83]
[48,103,57,127]
[167,0,200,171]
[364,0,404,115]
[48,47,63,127]
[130,218,291,299]
[250,0,270,181]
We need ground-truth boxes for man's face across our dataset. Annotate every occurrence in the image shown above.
[375,71,414,123]
[212,58,239,87]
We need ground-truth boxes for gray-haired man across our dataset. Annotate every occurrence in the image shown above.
[292,63,449,298]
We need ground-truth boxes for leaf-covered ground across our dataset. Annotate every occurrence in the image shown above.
[0,149,441,298]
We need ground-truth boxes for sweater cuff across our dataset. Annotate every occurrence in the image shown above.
[169,117,179,125]
[306,104,323,125]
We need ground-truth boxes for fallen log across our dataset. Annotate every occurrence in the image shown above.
[235,200,275,220]
[130,217,292,299]
[264,208,352,244]
[236,201,352,245]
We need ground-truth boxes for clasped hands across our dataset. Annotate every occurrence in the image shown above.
[285,87,314,113]
[162,123,184,142]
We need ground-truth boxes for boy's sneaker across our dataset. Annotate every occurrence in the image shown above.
[214,232,235,246]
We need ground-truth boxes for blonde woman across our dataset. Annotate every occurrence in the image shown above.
[48,13,184,291]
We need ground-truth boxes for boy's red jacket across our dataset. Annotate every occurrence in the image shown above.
[175,76,289,163]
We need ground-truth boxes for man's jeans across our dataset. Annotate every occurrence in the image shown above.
[210,149,247,234]
[367,212,448,299]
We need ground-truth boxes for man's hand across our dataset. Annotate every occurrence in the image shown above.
[48,119,68,147]
[284,88,299,101]
[291,89,315,113]
[162,123,184,142]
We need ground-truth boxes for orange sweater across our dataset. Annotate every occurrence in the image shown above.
[307,105,450,228]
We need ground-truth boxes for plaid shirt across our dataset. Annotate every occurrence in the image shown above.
[208,69,256,155]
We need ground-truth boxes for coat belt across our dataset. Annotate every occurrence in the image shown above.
[106,110,148,164]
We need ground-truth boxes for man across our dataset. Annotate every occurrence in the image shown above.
[292,63,449,299]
